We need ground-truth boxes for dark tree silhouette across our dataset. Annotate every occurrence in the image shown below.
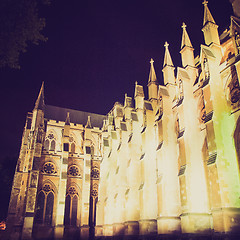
[0,155,17,220]
[0,0,50,69]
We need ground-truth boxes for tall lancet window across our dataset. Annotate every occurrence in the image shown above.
[69,134,76,153]
[35,184,55,225]
[64,186,79,226]
[70,143,75,153]
[44,132,56,152]
[203,57,210,80]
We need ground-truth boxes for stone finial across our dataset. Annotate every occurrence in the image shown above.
[181,22,193,49]
[148,58,157,84]
[202,0,208,6]
[182,22,187,29]
[163,42,174,67]
[124,93,133,108]
[164,41,169,49]
[202,0,216,26]
[65,112,70,125]
[86,116,92,129]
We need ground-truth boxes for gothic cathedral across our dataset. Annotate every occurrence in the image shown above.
[6,2,240,240]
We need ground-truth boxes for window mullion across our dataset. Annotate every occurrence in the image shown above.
[43,192,47,224]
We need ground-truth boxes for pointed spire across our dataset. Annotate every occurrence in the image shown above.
[163,42,174,67]
[124,93,133,108]
[65,112,70,125]
[148,58,157,84]
[181,23,193,49]
[202,1,216,26]
[34,82,45,110]
[201,1,219,46]
[86,116,92,128]
[134,81,144,98]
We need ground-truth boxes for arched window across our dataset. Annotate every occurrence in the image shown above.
[72,195,78,226]
[34,184,55,225]
[64,186,79,226]
[44,132,56,151]
[64,195,71,226]
[44,139,49,151]
[45,192,54,225]
[35,191,45,224]
[70,143,75,153]
[50,140,56,151]
[69,134,76,153]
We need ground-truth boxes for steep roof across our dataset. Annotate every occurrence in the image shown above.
[45,105,106,128]
[181,22,193,49]
[35,82,45,110]
[203,0,216,26]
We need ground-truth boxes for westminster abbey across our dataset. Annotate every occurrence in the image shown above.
[5,1,240,239]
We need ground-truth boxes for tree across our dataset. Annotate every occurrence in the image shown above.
[0,0,50,69]
[0,155,17,220]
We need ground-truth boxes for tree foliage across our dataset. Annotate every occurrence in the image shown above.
[0,155,17,220]
[0,0,50,69]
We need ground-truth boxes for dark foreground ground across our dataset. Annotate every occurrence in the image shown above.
[95,234,240,240]
[1,232,240,240]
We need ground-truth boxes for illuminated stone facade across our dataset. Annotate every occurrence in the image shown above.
[6,2,240,240]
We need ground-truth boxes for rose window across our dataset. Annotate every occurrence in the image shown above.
[91,189,98,197]
[91,168,100,179]
[68,165,80,177]
[43,184,51,192]
[68,186,77,195]
[43,162,56,174]
[48,133,55,140]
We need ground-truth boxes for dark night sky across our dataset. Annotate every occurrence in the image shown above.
[0,0,233,218]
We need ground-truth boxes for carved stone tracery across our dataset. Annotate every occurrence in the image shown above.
[90,183,99,199]
[198,90,206,124]
[42,184,51,192]
[68,165,81,178]
[91,168,100,179]
[67,186,78,196]
[203,58,210,79]
[42,162,57,175]
[228,65,240,108]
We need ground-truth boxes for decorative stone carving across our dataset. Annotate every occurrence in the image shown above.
[203,58,210,80]
[91,189,98,197]
[48,133,55,140]
[235,31,240,54]
[228,65,240,107]
[36,124,44,143]
[43,184,51,192]
[91,183,99,198]
[26,188,37,212]
[68,186,78,196]
[198,92,206,124]
[30,172,38,188]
